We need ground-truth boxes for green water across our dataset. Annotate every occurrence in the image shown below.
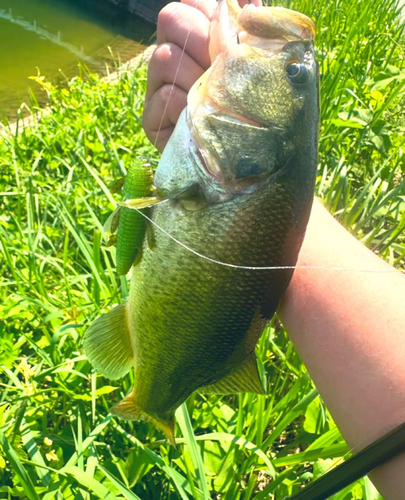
[0,0,154,118]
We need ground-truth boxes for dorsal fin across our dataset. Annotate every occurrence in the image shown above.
[199,353,266,395]
[83,303,134,380]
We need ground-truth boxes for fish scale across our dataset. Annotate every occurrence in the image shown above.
[127,177,310,421]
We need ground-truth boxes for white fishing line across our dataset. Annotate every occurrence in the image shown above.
[153,24,192,149]
[132,207,403,274]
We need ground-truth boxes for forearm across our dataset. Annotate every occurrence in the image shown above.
[278,198,405,498]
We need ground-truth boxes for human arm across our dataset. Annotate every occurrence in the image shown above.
[278,198,405,499]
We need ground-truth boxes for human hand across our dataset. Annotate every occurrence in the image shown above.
[142,0,262,152]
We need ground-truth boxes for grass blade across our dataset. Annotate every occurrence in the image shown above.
[20,419,51,487]
[113,421,198,500]
[0,428,41,500]
[176,403,210,500]
[174,431,276,478]
[64,415,113,469]
[98,464,143,500]
[64,465,117,500]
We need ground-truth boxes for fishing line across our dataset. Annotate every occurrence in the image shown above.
[152,0,194,149]
[130,207,403,274]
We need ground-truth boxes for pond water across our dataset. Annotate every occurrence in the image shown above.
[0,0,155,119]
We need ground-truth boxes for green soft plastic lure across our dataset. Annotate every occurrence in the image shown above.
[115,161,154,275]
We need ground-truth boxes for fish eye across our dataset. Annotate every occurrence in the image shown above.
[286,63,309,84]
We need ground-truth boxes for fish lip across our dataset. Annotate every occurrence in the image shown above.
[238,5,316,43]
[217,111,287,132]
[209,1,316,62]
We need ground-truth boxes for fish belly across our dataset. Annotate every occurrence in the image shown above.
[128,175,307,422]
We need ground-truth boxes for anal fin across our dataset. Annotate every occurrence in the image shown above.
[111,392,176,445]
[83,303,134,380]
[199,353,266,395]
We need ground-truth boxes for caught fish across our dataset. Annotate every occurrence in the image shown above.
[84,0,319,442]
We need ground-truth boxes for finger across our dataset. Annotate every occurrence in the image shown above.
[239,0,262,5]
[157,2,211,69]
[181,0,216,19]
[142,84,187,152]
[146,43,205,101]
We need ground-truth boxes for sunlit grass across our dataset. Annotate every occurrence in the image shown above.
[0,0,404,498]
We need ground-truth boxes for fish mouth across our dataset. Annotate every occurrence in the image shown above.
[238,4,316,43]
[188,108,285,186]
[210,1,316,60]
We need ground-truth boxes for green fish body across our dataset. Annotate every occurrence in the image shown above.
[84,0,319,441]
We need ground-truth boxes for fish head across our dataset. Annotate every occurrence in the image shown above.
[188,0,319,198]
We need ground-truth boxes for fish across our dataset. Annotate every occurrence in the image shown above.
[83,0,319,443]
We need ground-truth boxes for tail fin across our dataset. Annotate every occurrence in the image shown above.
[111,392,176,445]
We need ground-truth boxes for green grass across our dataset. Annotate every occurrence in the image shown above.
[0,0,404,498]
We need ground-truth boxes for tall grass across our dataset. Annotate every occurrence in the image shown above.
[0,0,404,498]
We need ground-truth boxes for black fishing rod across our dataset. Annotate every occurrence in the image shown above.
[284,421,405,500]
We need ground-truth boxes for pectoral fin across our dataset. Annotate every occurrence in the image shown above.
[83,303,134,380]
[199,353,266,395]
[119,196,164,210]
[111,392,176,445]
